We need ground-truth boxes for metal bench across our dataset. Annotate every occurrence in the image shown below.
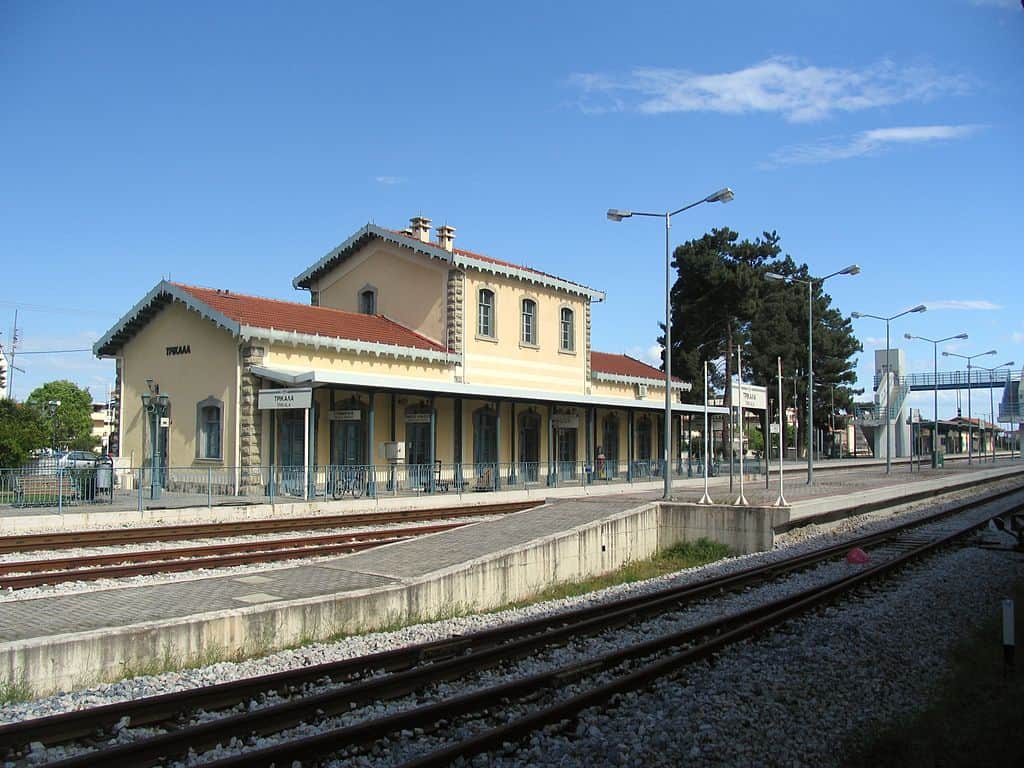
[14,474,80,507]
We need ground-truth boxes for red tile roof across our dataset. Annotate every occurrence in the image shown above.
[389,230,595,293]
[173,283,447,353]
[592,352,664,380]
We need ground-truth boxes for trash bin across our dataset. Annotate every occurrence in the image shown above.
[96,458,113,497]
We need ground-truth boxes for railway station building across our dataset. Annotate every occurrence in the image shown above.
[95,216,708,496]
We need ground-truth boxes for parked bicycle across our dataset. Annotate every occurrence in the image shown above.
[330,465,367,499]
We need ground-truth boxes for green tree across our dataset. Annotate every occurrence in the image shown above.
[0,399,47,466]
[25,380,97,452]
[746,425,764,454]
[669,228,862,459]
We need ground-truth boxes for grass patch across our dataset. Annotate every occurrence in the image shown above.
[844,582,1024,767]
[506,538,733,608]
[0,676,33,706]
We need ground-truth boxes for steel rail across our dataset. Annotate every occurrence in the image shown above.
[199,499,1024,768]
[10,480,1021,765]
[0,501,541,554]
[0,521,469,586]
[399,502,1016,768]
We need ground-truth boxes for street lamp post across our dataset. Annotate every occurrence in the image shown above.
[608,187,735,500]
[766,264,860,484]
[46,400,61,453]
[942,349,997,465]
[904,332,968,467]
[141,389,171,500]
[851,304,927,474]
[978,360,1014,462]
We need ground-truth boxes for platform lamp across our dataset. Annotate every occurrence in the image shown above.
[45,400,61,453]
[607,186,735,500]
[141,385,170,500]
[979,360,1014,462]
[851,304,927,474]
[904,332,968,467]
[766,264,860,484]
[942,349,996,465]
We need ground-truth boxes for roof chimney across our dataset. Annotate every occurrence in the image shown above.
[409,216,432,243]
[436,224,456,252]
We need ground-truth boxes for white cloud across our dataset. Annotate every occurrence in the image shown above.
[970,0,1019,9]
[569,57,968,123]
[374,176,406,186]
[765,124,980,166]
[1012,331,1024,343]
[923,299,1002,311]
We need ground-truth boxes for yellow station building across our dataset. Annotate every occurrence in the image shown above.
[95,216,707,495]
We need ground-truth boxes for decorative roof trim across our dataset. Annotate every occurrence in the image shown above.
[592,371,692,391]
[249,365,725,415]
[239,325,459,365]
[292,223,605,301]
[94,281,241,357]
[450,253,605,301]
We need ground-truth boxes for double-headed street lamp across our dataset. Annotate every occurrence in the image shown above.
[141,387,171,500]
[766,264,860,484]
[904,332,968,467]
[941,349,996,464]
[607,187,735,500]
[978,360,1014,462]
[851,305,927,474]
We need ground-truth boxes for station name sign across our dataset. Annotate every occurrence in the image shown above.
[166,344,191,356]
[258,387,313,410]
[729,377,767,411]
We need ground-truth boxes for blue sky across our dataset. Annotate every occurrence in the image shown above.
[2,0,1022,424]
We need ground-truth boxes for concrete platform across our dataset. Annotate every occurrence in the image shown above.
[1,461,1021,697]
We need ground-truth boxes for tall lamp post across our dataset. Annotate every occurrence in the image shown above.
[978,360,1014,462]
[851,304,927,474]
[904,332,968,467]
[607,187,735,500]
[141,389,170,500]
[46,400,61,453]
[942,349,996,464]
[766,264,860,484]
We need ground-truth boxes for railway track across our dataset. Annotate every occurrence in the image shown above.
[3,479,1021,767]
[0,500,541,555]
[0,521,471,589]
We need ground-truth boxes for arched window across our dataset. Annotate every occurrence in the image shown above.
[521,298,537,345]
[478,289,495,338]
[196,397,223,460]
[359,287,377,315]
[559,307,575,352]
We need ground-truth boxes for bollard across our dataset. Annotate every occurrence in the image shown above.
[1004,598,1016,676]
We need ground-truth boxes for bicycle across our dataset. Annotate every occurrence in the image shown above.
[330,465,366,499]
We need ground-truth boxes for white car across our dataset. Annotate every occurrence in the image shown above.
[56,451,99,469]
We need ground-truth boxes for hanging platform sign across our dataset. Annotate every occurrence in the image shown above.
[405,411,432,424]
[551,414,579,429]
[729,378,767,411]
[329,409,362,421]
[258,388,312,410]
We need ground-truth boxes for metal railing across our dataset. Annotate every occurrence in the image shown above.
[875,370,1020,390]
[0,458,756,513]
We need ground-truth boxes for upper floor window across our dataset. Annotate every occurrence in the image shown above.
[559,307,575,352]
[478,289,495,338]
[196,397,223,460]
[521,298,537,345]
[359,287,377,315]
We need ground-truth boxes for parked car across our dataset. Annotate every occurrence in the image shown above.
[56,450,100,469]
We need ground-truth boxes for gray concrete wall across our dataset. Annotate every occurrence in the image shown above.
[0,499,778,696]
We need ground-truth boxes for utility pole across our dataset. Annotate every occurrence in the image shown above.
[7,311,19,399]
